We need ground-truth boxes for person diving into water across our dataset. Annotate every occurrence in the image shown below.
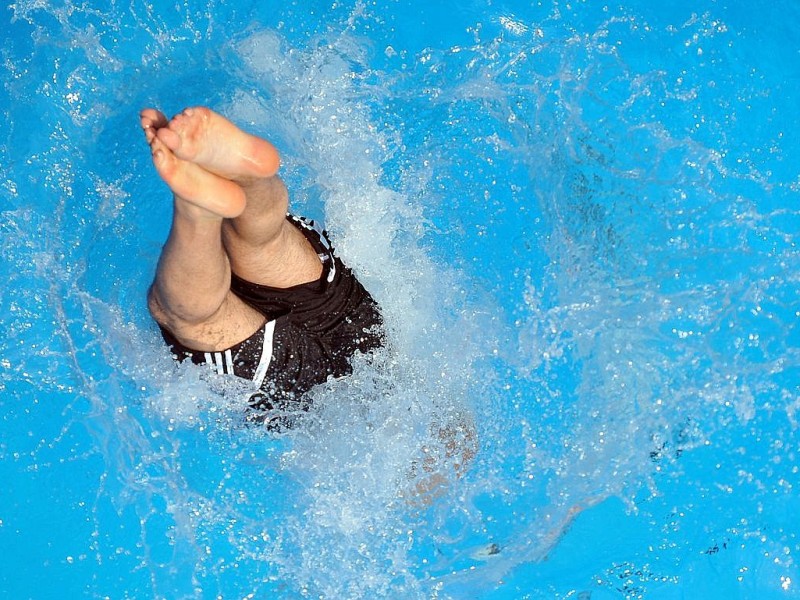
[142,106,475,505]
[140,106,384,428]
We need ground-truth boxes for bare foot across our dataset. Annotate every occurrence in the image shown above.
[141,109,246,219]
[155,106,280,181]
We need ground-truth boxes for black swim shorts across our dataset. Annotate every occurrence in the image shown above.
[158,214,384,424]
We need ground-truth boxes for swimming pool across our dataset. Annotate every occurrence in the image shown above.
[2,0,799,597]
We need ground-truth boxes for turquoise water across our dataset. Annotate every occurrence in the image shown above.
[2,1,799,598]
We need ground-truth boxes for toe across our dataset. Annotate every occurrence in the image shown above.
[140,108,168,128]
[156,127,183,152]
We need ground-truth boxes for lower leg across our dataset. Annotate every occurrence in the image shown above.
[224,175,289,251]
[150,202,231,326]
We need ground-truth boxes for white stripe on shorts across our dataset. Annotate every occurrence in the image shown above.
[252,320,276,388]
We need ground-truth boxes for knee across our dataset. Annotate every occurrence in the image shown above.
[147,284,174,327]
[147,282,225,329]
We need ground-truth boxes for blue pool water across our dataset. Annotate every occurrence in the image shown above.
[2,1,799,598]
